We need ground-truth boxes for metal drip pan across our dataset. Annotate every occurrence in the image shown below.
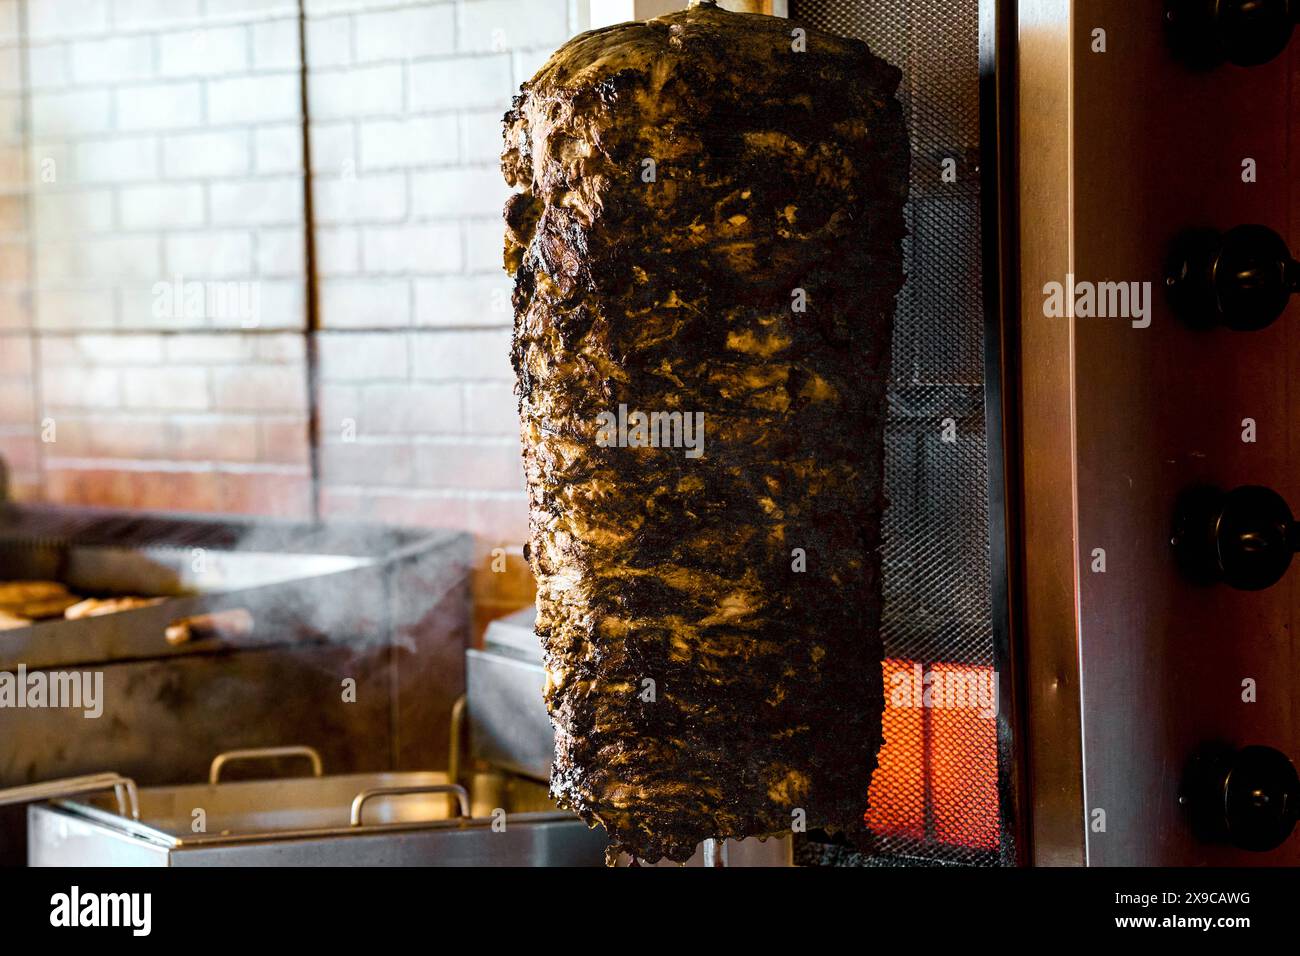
[6,747,606,867]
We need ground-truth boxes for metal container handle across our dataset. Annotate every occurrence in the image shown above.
[350,784,471,827]
[0,772,140,820]
[448,693,467,788]
[209,745,324,785]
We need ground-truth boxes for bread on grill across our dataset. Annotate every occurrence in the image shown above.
[0,581,78,621]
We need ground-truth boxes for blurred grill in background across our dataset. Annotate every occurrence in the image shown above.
[0,499,471,864]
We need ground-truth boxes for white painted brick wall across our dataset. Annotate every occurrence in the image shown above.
[462,218,502,272]
[10,0,584,544]
[305,16,351,66]
[113,1,203,30]
[207,0,300,18]
[208,74,302,123]
[0,46,20,94]
[165,232,254,276]
[305,0,581,539]
[461,109,504,161]
[359,116,458,169]
[42,367,121,408]
[409,329,513,382]
[414,274,509,327]
[212,365,307,412]
[74,137,159,182]
[410,167,504,217]
[118,183,206,229]
[318,277,410,326]
[354,6,455,62]
[26,45,69,90]
[30,90,112,136]
[252,20,302,69]
[308,65,404,119]
[0,156,39,504]
[159,27,249,77]
[163,130,252,177]
[33,190,114,235]
[318,331,409,380]
[237,279,304,329]
[315,227,360,272]
[116,82,204,131]
[257,227,307,275]
[0,0,16,41]
[304,0,443,14]
[313,173,407,223]
[304,121,353,171]
[211,177,304,225]
[13,2,315,524]
[458,0,570,53]
[361,222,461,274]
[123,367,212,410]
[408,56,511,111]
[357,382,462,433]
[27,7,307,338]
[28,1,110,41]
[254,124,304,172]
[33,289,114,329]
[83,237,164,281]
[69,36,156,84]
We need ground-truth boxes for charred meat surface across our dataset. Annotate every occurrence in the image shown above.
[503,1,908,863]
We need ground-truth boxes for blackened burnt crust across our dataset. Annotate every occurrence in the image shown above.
[503,1,909,864]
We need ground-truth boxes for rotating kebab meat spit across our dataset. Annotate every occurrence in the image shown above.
[503,1,909,863]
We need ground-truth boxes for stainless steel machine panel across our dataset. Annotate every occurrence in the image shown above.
[466,607,551,782]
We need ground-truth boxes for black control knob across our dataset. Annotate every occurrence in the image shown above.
[1166,0,1299,68]
[1183,744,1300,851]
[1166,225,1299,331]
[1171,484,1300,589]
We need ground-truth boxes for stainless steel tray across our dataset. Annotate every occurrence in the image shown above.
[5,746,606,867]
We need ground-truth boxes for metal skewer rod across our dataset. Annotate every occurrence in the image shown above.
[702,837,729,867]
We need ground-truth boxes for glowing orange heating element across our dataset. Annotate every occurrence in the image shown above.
[865,659,926,840]
[929,663,999,849]
[866,660,1000,851]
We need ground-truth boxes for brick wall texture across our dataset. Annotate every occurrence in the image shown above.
[0,0,584,632]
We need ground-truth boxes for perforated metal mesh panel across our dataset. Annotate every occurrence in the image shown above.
[790,0,1008,866]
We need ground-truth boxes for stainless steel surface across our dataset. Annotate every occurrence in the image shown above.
[466,606,552,782]
[1015,0,1085,868]
[0,773,140,820]
[29,809,171,867]
[1016,0,1300,866]
[615,835,793,867]
[702,838,727,867]
[448,693,466,789]
[70,771,468,841]
[481,604,542,660]
[350,784,470,825]
[209,746,324,785]
[25,770,605,867]
[60,544,371,595]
